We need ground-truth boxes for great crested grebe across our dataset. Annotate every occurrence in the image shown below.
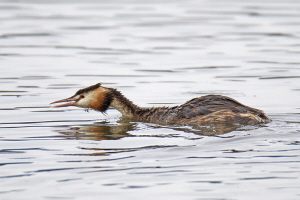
[51,83,271,127]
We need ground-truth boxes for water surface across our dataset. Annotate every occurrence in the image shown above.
[0,1,300,200]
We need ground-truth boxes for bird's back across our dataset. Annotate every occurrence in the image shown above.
[170,95,271,126]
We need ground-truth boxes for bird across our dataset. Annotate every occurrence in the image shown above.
[50,83,271,129]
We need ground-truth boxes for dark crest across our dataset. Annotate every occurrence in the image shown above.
[74,83,101,96]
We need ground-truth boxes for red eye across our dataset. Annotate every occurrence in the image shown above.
[80,94,85,99]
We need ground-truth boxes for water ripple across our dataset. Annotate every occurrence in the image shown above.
[0,1,300,200]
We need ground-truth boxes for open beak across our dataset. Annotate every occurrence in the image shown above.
[50,97,79,108]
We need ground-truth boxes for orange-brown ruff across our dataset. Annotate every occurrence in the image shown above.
[51,83,271,127]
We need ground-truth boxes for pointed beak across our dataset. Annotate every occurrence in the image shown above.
[50,97,79,108]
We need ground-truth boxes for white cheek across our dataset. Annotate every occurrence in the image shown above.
[76,98,90,108]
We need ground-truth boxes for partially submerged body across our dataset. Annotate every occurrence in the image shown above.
[51,83,271,132]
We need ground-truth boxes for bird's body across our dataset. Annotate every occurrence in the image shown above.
[51,83,271,129]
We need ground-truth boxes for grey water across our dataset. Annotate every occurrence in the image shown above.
[0,1,300,200]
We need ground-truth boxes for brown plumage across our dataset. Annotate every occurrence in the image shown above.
[51,83,271,128]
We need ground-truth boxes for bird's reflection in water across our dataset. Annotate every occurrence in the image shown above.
[56,121,136,141]
[54,118,259,143]
[53,120,262,157]
[182,123,244,136]
[150,122,257,137]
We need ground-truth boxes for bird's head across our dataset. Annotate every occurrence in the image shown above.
[50,83,112,112]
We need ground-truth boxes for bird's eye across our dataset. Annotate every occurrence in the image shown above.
[80,94,85,99]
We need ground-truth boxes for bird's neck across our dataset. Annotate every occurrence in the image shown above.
[109,88,147,119]
[108,88,173,123]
